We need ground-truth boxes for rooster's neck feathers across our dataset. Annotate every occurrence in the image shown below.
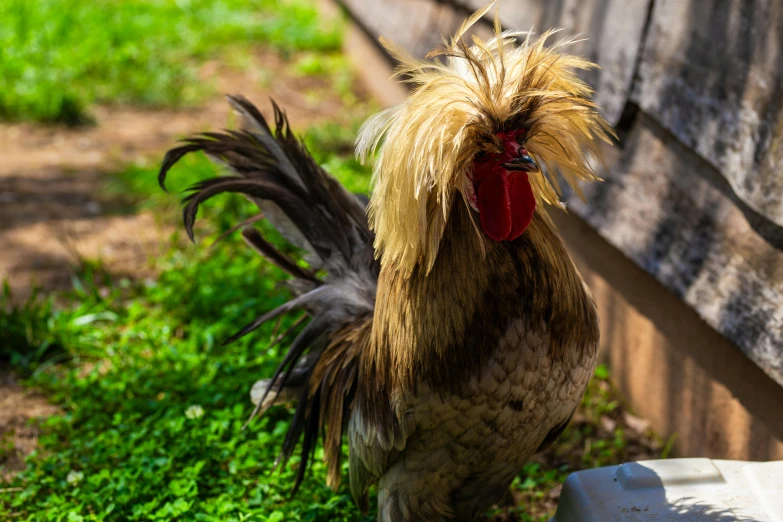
[367,201,599,393]
[356,1,614,275]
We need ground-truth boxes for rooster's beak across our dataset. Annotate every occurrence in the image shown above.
[503,153,539,173]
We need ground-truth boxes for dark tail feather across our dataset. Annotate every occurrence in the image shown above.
[160,96,377,494]
[241,228,319,284]
[221,287,324,347]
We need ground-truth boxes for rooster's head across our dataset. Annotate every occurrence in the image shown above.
[357,1,615,274]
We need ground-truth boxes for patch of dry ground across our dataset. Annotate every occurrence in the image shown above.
[0,49,364,301]
[0,373,60,482]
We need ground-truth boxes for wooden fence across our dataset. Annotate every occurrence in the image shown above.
[341,0,783,389]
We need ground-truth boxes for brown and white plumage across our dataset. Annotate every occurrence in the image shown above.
[160,3,611,520]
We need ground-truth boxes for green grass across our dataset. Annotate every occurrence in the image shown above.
[0,125,375,520]
[0,0,342,124]
[1,265,643,521]
[0,251,370,521]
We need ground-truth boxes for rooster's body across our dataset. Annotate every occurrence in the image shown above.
[360,203,598,520]
[161,4,612,520]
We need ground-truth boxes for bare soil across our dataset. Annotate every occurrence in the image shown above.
[0,49,363,301]
[0,373,60,482]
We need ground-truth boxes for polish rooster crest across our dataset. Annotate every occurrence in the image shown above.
[356,1,615,274]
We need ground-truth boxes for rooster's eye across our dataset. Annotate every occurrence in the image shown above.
[474,151,488,161]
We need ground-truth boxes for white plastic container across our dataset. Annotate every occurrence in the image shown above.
[550,458,783,521]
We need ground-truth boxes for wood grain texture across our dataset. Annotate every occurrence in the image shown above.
[461,0,652,124]
[633,0,783,227]
[341,0,650,124]
[554,209,783,462]
[566,113,783,386]
[340,0,469,60]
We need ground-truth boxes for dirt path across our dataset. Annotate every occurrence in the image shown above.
[0,49,365,301]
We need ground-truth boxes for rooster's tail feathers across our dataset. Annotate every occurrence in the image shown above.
[159,96,377,494]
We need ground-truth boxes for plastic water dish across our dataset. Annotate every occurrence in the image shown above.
[550,458,783,521]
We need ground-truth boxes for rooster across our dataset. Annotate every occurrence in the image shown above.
[159,3,613,520]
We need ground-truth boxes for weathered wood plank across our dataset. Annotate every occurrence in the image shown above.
[567,113,783,386]
[461,0,652,124]
[633,0,783,228]
[342,0,650,124]
[340,0,783,384]
[340,0,466,60]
